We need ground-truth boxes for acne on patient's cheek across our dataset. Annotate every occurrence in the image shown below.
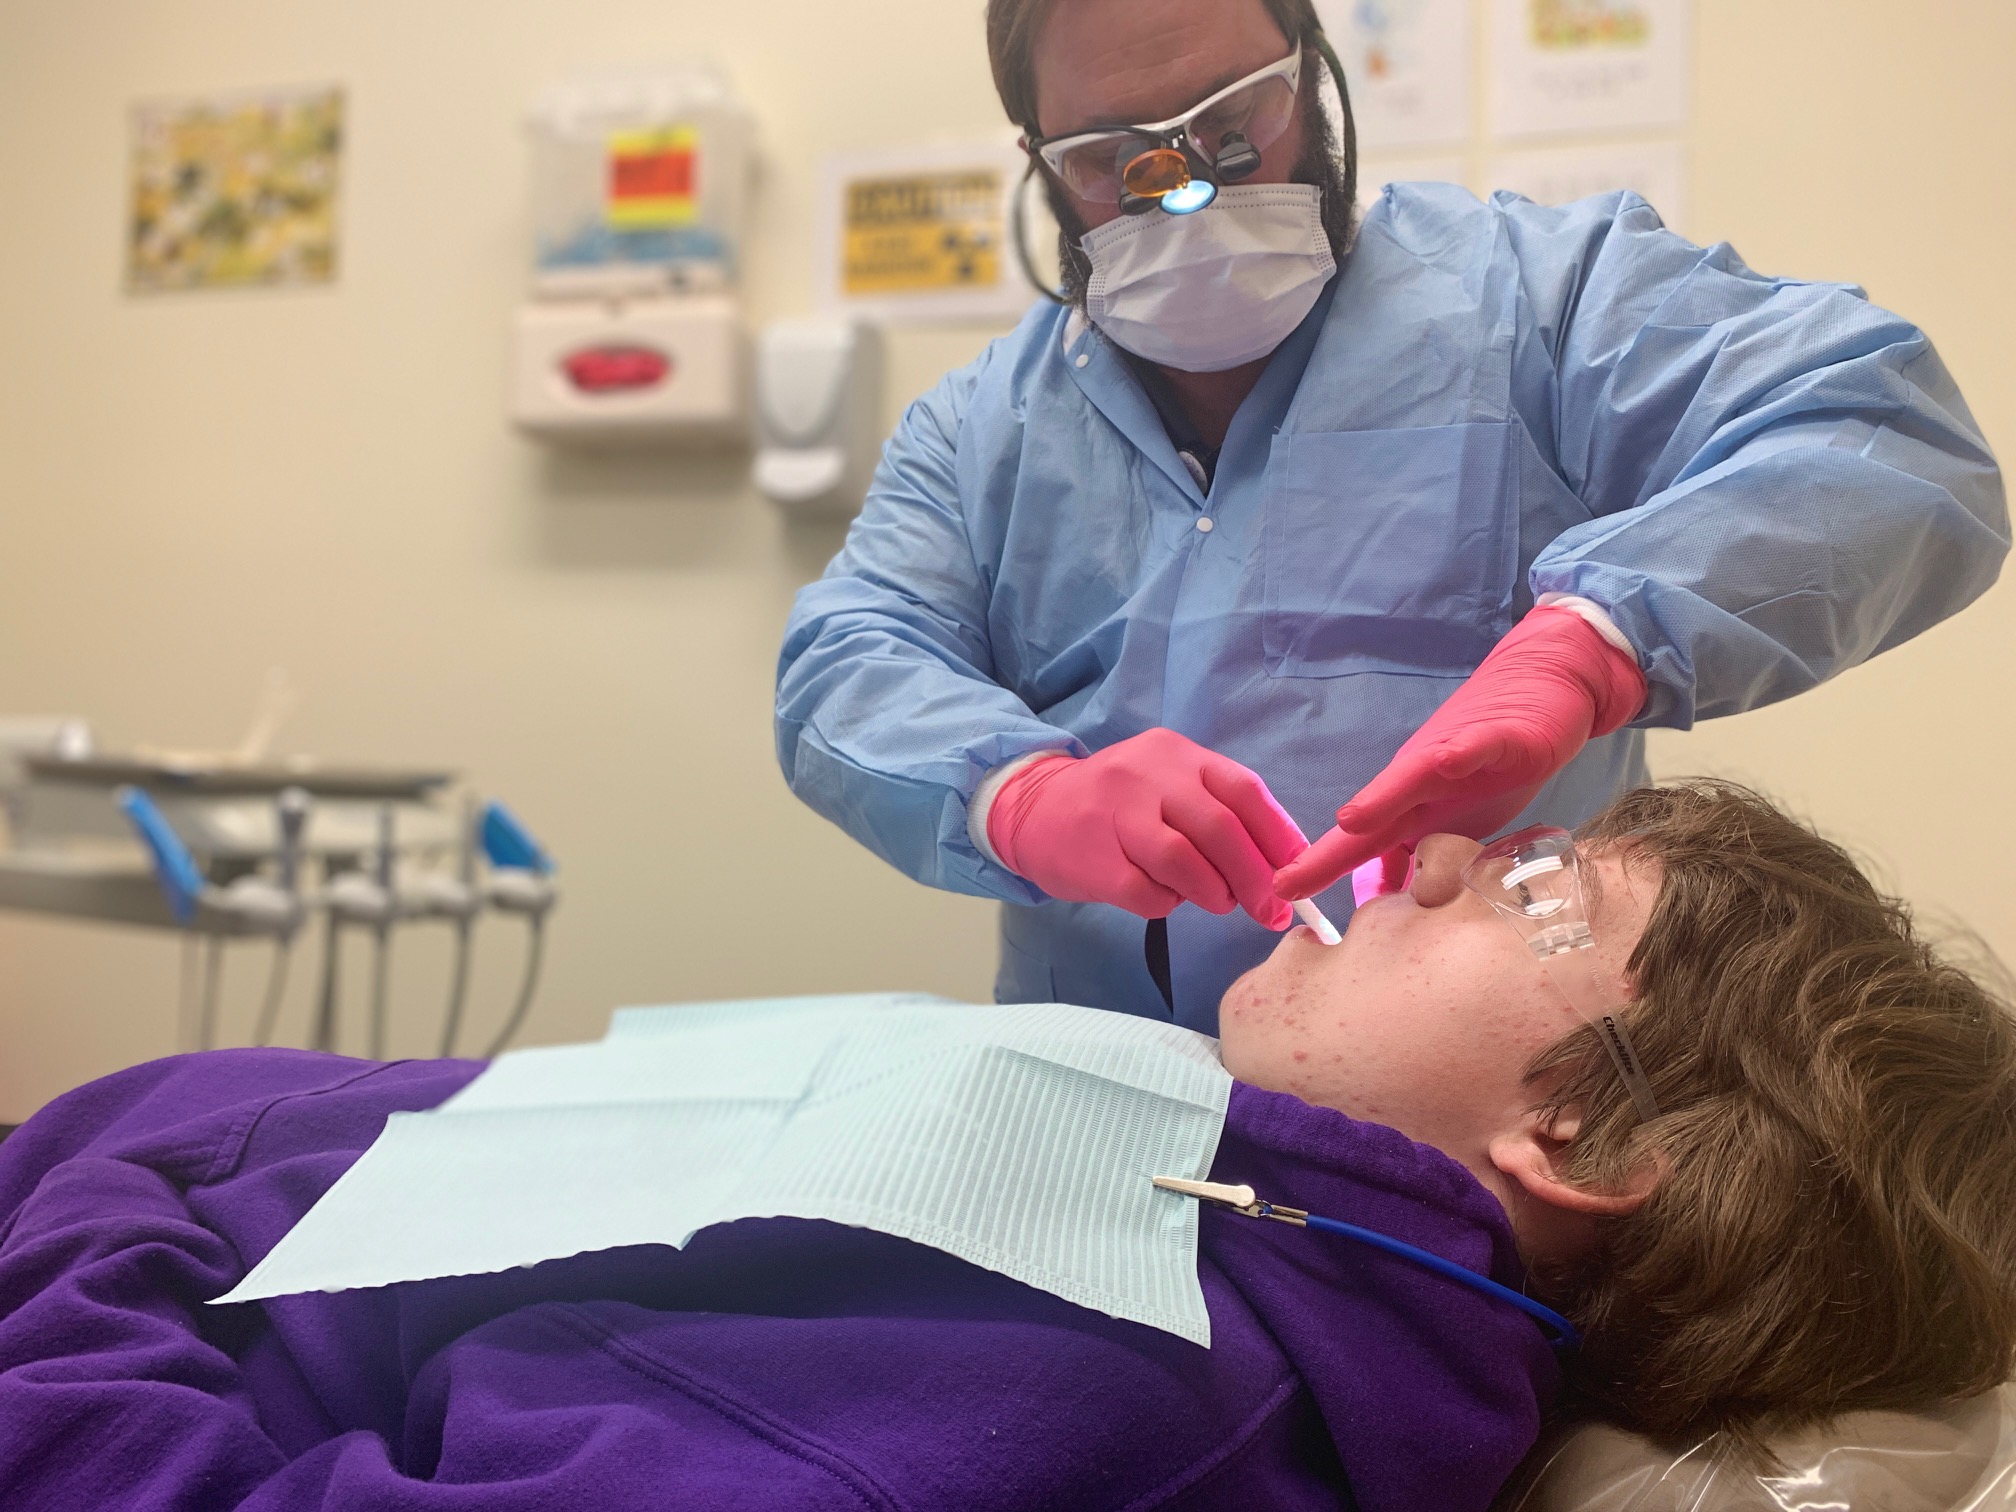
[1237,983,1307,1047]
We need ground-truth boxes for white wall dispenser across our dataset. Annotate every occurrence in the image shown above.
[511,68,754,445]
[753,317,885,518]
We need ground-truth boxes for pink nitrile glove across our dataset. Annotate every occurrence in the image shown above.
[988,728,1307,930]
[1275,607,1648,902]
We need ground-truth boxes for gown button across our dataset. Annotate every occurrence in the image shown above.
[1196,517,1215,534]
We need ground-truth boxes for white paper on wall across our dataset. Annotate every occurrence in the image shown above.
[1317,0,1474,151]
[1356,154,1472,209]
[1489,0,1690,140]
[1485,139,1687,233]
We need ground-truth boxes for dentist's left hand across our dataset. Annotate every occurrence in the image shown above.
[1274,607,1647,902]
[987,729,1307,929]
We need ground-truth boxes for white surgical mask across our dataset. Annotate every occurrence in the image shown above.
[1079,183,1336,373]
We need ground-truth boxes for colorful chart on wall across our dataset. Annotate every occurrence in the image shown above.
[1487,139,1687,231]
[1317,0,1473,151]
[817,140,1039,324]
[127,86,343,293]
[1489,0,1690,140]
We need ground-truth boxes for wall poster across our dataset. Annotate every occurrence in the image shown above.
[1489,0,1690,140]
[127,86,344,293]
[1317,0,1474,151]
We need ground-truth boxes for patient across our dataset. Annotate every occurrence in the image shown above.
[0,783,2011,1512]
[1220,782,2016,1449]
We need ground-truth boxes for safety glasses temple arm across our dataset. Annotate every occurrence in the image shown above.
[1539,951,1662,1124]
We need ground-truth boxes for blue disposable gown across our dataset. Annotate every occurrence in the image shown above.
[777,186,2008,1031]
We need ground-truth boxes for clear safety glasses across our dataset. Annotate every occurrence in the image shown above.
[1028,45,1304,214]
[1462,826,1663,1125]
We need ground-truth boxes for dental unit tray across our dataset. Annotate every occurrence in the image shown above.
[21,754,455,800]
[3,754,462,898]
[0,717,559,1061]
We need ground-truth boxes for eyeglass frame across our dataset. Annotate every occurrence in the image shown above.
[1023,43,1306,203]
[1009,31,1354,302]
[1460,825,1663,1125]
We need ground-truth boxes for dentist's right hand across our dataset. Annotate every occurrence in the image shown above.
[985,729,1306,930]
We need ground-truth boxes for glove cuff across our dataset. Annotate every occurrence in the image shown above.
[984,754,1078,877]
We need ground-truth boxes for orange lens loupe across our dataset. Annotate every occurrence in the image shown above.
[1121,148,1193,200]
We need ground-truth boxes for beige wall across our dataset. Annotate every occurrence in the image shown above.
[1,0,2010,1120]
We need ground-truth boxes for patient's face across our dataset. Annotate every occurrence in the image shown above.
[1219,834,1657,1161]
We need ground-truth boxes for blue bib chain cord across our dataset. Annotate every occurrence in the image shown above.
[1153,1177,1581,1351]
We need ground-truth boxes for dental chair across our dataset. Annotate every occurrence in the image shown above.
[1503,1381,2016,1510]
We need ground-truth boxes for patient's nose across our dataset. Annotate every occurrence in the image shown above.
[1409,834,1484,909]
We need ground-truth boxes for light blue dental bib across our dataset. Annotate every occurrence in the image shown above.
[220,995,1234,1345]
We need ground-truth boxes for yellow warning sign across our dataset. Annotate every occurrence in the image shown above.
[841,169,1002,298]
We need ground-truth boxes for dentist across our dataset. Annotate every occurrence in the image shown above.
[777,0,2008,1029]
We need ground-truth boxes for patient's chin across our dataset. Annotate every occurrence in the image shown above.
[1215,965,1288,1083]
[1216,968,1265,1048]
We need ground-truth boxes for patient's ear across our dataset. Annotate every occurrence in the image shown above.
[1488,1110,1660,1218]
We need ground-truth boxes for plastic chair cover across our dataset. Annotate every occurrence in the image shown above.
[1501,1384,2016,1511]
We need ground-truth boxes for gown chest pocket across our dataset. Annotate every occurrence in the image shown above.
[1262,422,1519,679]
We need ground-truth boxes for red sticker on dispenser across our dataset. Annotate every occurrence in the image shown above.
[561,346,672,394]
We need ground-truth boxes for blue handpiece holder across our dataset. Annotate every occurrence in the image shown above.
[116,786,207,925]
[481,801,554,876]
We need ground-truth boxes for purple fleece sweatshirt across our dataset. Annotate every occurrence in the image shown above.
[0,1050,1556,1511]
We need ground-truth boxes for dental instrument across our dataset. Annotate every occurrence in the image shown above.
[321,808,402,1057]
[416,796,484,1059]
[1293,897,1342,945]
[369,807,397,1061]
[102,766,561,1061]
[474,801,558,1059]
[118,785,312,1051]
[1149,890,1335,1019]
[1152,1176,1580,1349]
[310,910,344,1053]
[8,743,456,935]
[253,789,311,1047]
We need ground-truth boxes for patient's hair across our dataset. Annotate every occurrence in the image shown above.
[1530,782,2016,1449]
